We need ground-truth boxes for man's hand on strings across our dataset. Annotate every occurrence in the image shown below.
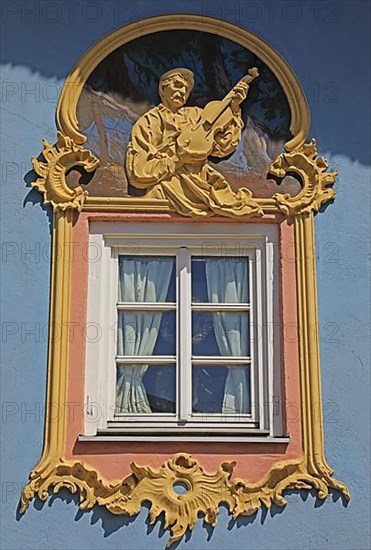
[230,82,249,112]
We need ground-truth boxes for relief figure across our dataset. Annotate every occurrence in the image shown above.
[125,67,261,217]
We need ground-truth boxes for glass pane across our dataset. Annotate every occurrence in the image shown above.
[192,312,250,356]
[117,311,176,355]
[118,256,176,302]
[116,364,175,414]
[192,365,251,414]
[191,257,249,303]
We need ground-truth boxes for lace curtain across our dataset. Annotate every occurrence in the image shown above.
[116,257,173,413]
[116,255,250,415]
[205,258,250,414]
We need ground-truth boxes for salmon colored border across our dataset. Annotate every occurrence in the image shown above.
[65,213,302,483]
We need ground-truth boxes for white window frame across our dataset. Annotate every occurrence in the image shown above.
[83,222,284,441]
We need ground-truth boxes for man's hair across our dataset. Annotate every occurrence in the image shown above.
[158,68,194,97]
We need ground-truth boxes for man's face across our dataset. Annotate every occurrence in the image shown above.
[160,75,191,111]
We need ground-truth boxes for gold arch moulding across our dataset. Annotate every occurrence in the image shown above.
[56,14,310,151]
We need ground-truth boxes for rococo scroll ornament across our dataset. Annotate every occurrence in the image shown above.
[20,452,349,548]
[22,14,348,550]
[32,131,99,211]
[270,139,337,216]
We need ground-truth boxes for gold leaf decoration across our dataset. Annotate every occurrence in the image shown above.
[20,454,235,547]
[270,139,337,216]
[231,458,350,518]
[32,131,99,211]
[20,452,349,548]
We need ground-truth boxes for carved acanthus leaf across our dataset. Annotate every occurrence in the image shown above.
[32,131,99,211]
[270,139,337,216]
[19,453,349,548]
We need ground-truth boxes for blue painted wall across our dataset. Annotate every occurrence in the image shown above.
[1,1,370,548]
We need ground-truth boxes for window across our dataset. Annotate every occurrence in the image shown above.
[84,223,282,439]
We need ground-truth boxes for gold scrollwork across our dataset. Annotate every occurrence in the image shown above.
[32,132,99,211]
[32,136,336,217]
[269,139,337,216]
[20,451,349,548]
[232,458,349,518]
[18,209,349,547]
[19,454,235,547]
[21,15,348,548]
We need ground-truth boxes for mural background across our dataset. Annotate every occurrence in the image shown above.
[1,1,370,549]
[75,30,297,198]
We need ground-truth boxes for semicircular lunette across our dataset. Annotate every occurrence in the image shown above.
[57,16,310,202]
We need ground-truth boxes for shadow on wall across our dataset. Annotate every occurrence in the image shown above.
[15,488,348,549]
[23,167,53,235]
[2,5,370,165]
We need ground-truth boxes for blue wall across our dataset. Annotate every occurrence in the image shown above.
[1,1,370,548]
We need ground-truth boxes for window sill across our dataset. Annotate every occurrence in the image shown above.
[78,434,290,443]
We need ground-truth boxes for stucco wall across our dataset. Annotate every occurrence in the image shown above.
[1,1,370,548]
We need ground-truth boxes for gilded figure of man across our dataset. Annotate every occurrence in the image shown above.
[125,68,260,217]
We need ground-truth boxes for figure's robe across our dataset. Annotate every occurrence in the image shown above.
[125,103,260,217]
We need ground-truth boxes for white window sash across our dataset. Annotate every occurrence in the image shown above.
[85,223,280,437]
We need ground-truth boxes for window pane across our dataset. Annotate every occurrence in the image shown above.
[116,364,175,414]
[118,256,176,302]
[192,312,250,356]
[192,365,251,414]
[191,257,249,303]
[117,311,176,355]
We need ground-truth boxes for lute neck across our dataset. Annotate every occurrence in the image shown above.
[205,69,259,127]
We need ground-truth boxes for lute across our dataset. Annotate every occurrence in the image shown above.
[177,67,259,160]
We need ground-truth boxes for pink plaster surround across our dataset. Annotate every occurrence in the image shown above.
[65,212,302,483]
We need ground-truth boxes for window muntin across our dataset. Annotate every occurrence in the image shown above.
[115,253,253,420]
[85,223,280,437]
[116,255,176,415]
[190,256,251,417]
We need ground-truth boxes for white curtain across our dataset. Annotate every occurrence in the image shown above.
[116,257,173,413]
[205,258,250,414]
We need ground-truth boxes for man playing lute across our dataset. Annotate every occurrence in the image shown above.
[125,67,261,217]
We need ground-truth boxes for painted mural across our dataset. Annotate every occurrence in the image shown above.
[74,30,301,198]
